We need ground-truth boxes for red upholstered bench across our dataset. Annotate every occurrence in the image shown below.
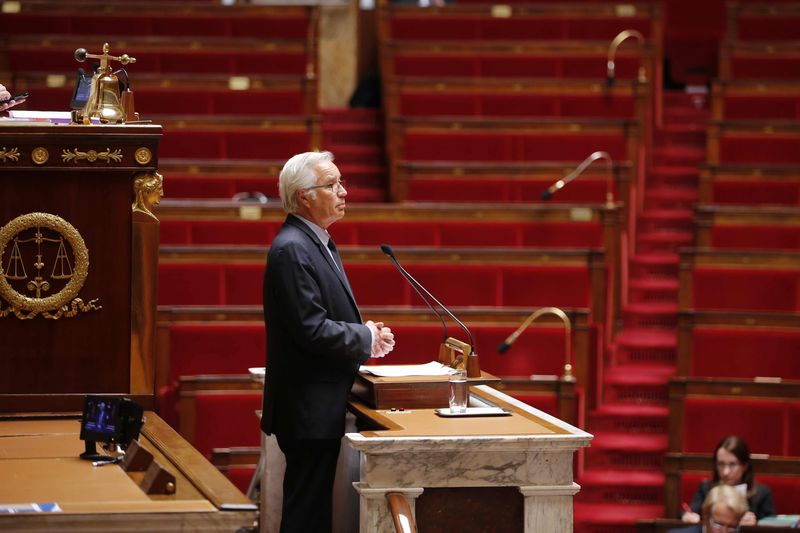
[709,180,800,206]
[723,95,800,121]
[165,323,266,382]
[718,135,800,165]
[160,220,283,246]
[398,93,636,119]
[182,391,263,457]
[158,262,595,309]
[392,54,644,80]
[406,175,613,203]
[160,218,604,248]
[710,225,800,250]
[346,263,592,308]
[7,48,308,76]
[691,267,800,312]
[0,8,310,39]
[690,327,800,380]
[682,397,798,456]
[159,129,311,160]
[156,322,265,425]
[402,131,628,162]
[389,16,651,42]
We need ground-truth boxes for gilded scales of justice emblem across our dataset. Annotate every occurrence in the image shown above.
[0,212,101,319]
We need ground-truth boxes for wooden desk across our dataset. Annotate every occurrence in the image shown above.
[261,382,591,533]
[0,413,256,531]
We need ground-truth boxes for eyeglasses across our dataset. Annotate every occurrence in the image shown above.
[709,518,740,533]
[306,179,346,193]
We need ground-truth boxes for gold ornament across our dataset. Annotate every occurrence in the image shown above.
[0,212,101,320]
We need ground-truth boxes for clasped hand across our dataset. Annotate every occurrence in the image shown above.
[366,320,395,358]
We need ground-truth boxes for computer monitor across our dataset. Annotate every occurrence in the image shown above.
[79,395,143,462]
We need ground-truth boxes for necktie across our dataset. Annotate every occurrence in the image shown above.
[327,238,342,272]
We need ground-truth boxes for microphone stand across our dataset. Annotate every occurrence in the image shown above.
[381,244,481,377]
[606,29,647,87]
[541,150,615,208]
[497,306,574,382]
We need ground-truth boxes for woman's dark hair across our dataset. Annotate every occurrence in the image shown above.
[712,435,755,492]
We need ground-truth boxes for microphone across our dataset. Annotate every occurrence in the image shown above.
[380,244,476,362]
[497,306,574,381]
[379,243,449,343]
[540,178,565,201]
[606,29,646,87]
[540,151,614,207]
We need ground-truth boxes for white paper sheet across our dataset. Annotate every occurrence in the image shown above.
[359,361,455,377]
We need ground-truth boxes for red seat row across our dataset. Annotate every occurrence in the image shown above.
[690,267,800,313]
[160,219,604,248]
[681,397,800,457]
[158,262,594,309]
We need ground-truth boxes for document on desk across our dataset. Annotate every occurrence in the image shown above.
[359,361,455,377]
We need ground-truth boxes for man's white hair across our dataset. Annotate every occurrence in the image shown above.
[278,151,334,213]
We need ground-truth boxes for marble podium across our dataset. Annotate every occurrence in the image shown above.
[261,382,591,533]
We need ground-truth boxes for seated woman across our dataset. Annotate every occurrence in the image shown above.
[681,435,775,525]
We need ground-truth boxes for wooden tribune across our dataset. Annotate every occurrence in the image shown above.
[0,123,256,530]
[0,124,161,410]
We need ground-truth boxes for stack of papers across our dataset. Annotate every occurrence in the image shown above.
[359,361,455,377]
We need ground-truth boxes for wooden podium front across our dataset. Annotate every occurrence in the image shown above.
[0,123,161,409]
[0,123,256,530]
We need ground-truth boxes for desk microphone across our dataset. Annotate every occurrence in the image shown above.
[380,244,475,354]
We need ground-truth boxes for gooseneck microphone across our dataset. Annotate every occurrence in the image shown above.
[380,244,475,354]
[497,306,574,381]
[540,150,614,207]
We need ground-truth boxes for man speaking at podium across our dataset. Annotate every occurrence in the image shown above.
[261,151,395,533]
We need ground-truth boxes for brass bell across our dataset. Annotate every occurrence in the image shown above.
[73,43,136,124]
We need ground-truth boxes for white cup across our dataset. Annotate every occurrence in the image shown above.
[448,368,468,413]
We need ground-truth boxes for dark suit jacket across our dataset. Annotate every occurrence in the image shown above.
[261,214,371,440]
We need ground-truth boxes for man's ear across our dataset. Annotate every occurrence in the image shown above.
[297,189,310,208]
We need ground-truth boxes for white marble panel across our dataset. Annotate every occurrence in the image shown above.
[521,483,581,533]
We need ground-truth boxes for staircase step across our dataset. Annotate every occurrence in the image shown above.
[636,230,694,253]
[584,432,668,470]
[638,209,694,233]
[615,328,677,349]
[653,146,705,166]
[344,186,387,203]
[628,277,678,303]
[656,123,706,146]
[321,107,382,126]
[574,502,664,533]
[622,302,679,328]
[646,186,698,200]
[322,122,383,145]
[337,163,386,187]
[649,165,700,187]
[604,364,675,385]
[324,144,383,166]
[640,208,694,220]
[590,403,669,433]
[645,186,698,210]
[577,469,665,505]
[629,253,679,278]
[603,362,675,405]
[592,432,669,451]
